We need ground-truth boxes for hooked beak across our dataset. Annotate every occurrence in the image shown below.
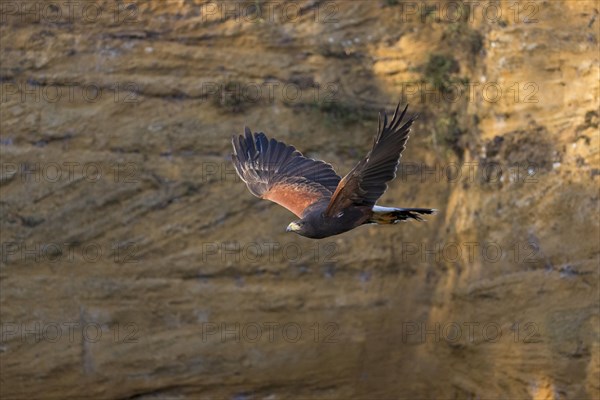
[286,222,301,232]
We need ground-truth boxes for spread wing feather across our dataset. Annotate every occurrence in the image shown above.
[325,103,418,217]
[232,129,341,217]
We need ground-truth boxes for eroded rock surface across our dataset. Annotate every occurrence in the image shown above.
[1,1,598,399]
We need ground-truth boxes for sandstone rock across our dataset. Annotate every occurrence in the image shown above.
[1,1,598,399]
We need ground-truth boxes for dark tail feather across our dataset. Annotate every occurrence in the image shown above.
[369,207,436,224]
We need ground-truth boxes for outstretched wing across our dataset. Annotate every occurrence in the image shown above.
[232,128,341,218]
[324,103,417,217]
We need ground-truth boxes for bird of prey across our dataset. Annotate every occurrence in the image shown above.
[231,103,435,239]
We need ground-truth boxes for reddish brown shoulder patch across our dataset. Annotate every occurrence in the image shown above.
[262,182,324,217]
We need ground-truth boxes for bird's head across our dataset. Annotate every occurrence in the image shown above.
[286,220,305,235]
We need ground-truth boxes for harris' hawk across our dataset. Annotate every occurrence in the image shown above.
[231,103,435,239]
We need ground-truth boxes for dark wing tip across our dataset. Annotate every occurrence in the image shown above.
[389,103,409,131]
[391,102,401,121]
[378,102,413,133]
[240,128,270,150]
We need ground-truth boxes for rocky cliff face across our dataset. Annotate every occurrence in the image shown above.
[1,1,598,399]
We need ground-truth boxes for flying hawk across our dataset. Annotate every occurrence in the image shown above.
[231,103,435,239]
